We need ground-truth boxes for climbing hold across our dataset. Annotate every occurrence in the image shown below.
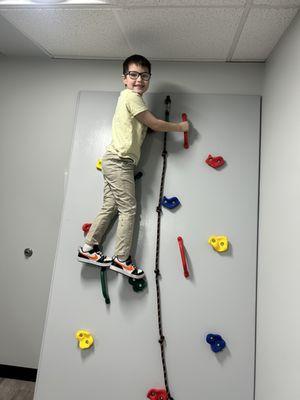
[177,236,189,278]
[96,159,102,171]
[208,235,229,252]
[206,154,225,169]
[100,268,110,304]
[82,223,92,234]
[128,277,147,292]
[182,112,189,149]
[75,330,94,349]
[206,333,226,353]
[147,388,168,400]
[161,196,180,209]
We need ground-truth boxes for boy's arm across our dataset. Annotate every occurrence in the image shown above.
[135,110,189,133]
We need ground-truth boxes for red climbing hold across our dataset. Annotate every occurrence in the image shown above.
[147,388,168,400]
[205,154,225,169]
[82,223,92,233]
[182,113,189,149]
[177,236,189,278]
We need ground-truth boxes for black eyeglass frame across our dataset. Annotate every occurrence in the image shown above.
[124,71,152,81]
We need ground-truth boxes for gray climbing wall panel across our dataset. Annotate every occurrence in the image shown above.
[34,92,260,400]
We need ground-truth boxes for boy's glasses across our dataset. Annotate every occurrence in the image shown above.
[125,71,151,81]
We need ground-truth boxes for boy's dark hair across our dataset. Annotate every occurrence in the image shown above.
[123,54,151,75]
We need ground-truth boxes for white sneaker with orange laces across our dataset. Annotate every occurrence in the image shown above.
[110,256,145,279]
[77,245,112,267]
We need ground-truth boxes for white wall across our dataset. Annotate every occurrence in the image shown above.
[0,58,264,368]
[35,92,260,400]
[256,11,300,400]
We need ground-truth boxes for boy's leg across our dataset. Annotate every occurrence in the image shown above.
[102,154,144,279]
[85,179,117,246]
[102,155,136,260]
[77,173,117,267]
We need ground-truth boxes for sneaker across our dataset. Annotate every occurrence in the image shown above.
[110,256,145,279]
[77,245,112,267]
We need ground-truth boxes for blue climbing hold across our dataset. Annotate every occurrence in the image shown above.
[211,339,226,353]
[161,196,180,209]
[206,333,226,353]
[206,334,222,345]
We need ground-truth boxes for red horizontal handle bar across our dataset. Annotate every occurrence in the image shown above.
[177,236,189,278]
[181,113,189,149]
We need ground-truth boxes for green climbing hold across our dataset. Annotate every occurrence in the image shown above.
[100,268,110,304]
[128,277,147,292]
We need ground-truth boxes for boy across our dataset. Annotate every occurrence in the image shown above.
[78,54,189,279]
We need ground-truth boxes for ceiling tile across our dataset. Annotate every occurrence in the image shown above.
[0,8,132,58]
[116,7,244,60]
[253,0,300,6]
[0,13,46,56]
[106,0,247,5]
[232,7,298,60]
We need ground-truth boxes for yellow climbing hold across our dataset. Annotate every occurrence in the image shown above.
[208,236,229,252]
[75,330,94,349]
[96,159,102,171]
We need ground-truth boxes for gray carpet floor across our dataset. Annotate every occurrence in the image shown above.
[0,378,35,400]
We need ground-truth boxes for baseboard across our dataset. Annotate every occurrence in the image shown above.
[0,364,37,382]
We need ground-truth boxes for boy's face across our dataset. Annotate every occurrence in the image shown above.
[122,63,150,96]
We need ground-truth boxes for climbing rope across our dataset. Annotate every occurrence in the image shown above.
[154,95,174,400]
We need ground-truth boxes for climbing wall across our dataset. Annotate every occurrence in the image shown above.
[34,92,260,400]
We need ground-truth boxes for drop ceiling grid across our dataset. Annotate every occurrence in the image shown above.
[0,0,299,60]
[115,7,244,61]
[232,7,298,60]
[2,0,300,8]
[0,8,132,57]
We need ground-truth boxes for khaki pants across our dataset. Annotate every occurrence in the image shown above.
[85,151,136,260]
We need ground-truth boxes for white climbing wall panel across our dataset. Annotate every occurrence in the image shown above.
[34,92,260,400]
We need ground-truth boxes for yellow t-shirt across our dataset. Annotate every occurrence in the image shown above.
[107,88,148,165]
